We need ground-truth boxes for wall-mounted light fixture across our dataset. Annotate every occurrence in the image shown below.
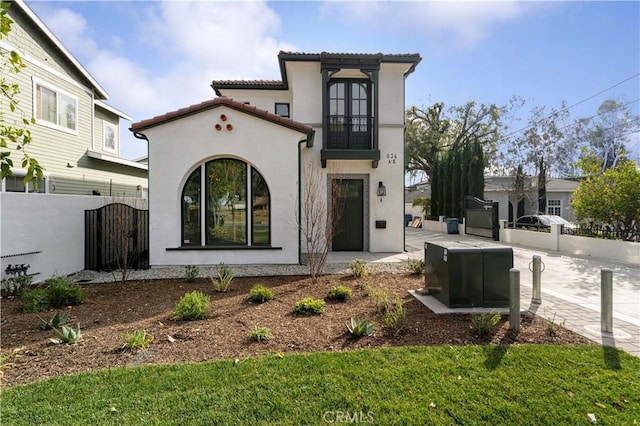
[377,181,386,197]
[66,162,74,168]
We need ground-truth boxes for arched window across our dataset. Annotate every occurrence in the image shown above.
[181,158,270,247]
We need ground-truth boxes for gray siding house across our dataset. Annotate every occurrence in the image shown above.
[1,0,147,197]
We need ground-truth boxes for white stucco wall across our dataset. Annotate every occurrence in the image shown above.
[144,106,307,266]
[0,193,146,283]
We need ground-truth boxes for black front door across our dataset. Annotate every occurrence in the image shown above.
[332,179,363,251]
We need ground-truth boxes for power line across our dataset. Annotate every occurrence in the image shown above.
[555,99,640,134]
[503,73,640,139]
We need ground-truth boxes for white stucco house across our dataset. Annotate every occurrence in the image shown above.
[130,51,421,266]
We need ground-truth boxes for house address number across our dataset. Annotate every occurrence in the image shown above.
[386,153,398,164]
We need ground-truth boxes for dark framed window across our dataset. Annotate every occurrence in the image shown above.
[275,102,290,118]
[181,158,270,247]
[327,79,372,150]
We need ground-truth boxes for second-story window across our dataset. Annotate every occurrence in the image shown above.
[327,79,372,150]
[34,80,78,132]
[103,122,117,153]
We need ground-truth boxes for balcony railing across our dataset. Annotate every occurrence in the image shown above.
[326,115,373,150]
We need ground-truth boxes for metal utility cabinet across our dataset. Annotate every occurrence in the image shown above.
[424,241,513,308]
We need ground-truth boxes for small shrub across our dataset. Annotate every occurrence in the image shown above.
[44,276,86,308]
[21,286,49,313]
[407,258,425,275]
[384,297,407,335]
[122,330,154,351]
[471,310,502,335]
[326,285,352,302]
[211,262,234,292]
[174,290,210,320]
[184,265,200,283]
[368,286,391,313]
[349,259,368,278]
[248,284,273,303]
[546,313,565,336]
[347,317,375,337]
[39,311,70,330]
[51,324,82,344]
[1,275,33,296]
[250,326,272,342]
[293,297,325,315]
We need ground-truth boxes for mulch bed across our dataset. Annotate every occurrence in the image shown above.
[0,273,593,387]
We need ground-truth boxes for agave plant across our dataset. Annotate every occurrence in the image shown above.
[51,324,82,344]
[39,311,70,330]
[347,317,375,337]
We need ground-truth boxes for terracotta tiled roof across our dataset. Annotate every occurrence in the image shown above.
[130,97,314,136]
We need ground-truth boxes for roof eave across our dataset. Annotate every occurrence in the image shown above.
[14,0,109,99]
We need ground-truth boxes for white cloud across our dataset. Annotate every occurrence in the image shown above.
[320,1,541,48]
[31,1,296,159]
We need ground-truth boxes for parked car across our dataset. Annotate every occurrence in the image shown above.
[511,215,576,233]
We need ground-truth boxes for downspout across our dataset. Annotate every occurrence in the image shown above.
[298,131,315,265]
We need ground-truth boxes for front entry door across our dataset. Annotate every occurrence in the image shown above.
[332,179,363,251]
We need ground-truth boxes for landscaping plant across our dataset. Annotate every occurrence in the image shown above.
[347,317,375,337]
[42,276,87,308]
[174,291,210,320]
[546,313,565,336]
[383,297,407,335]
[20,286,49,313]
[406,258,425,275]
[184,265,200,283]
[1,275,32,296]
[293,297,325,315]
[326,285,352,302]
[122,330,154,351]
[211,262,234,292]
[51,324,82,344]
[249,326,272,342]
[471,310,502,335]
[38,311,70,330]
[349,259,368,278]
[248,284,273,303]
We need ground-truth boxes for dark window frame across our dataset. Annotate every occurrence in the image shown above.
[275,102,290,118]
[180,159,271,248]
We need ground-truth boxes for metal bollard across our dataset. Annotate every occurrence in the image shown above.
[510,268,520,331]
[530,255,543,304]
[601,269,613,333]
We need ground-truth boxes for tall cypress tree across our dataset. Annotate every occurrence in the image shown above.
[451,144,462,218]
[469,137,485,199]
[430,157,439,218]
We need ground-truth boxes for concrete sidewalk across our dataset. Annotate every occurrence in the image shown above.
[404,227,640,357]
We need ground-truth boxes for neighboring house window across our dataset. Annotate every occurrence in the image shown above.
[1,171,47,193]
[181,158,270,247]
[327,79,372,150]
[275,103,290,118]
[103,122,117,153]
[547,199,561,216]
[34,80,77,132]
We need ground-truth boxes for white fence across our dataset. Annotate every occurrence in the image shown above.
[498,220,639,265]
[1,193,147,284]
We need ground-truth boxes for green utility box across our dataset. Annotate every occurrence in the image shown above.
[424,241,513,308]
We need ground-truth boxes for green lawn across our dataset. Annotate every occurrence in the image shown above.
[2,345,638,425]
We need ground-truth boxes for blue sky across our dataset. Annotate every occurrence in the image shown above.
[27,1,640,162]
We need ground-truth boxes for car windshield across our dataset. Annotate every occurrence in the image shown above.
[545,215,571,225]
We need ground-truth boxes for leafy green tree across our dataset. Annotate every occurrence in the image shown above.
[406,101,500,184]
[572,99,637,174]
[572,161,640,241]
[0,1,42,182]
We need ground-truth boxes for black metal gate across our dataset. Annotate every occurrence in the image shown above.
[85,203,149,271]
[464,196,499,241]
